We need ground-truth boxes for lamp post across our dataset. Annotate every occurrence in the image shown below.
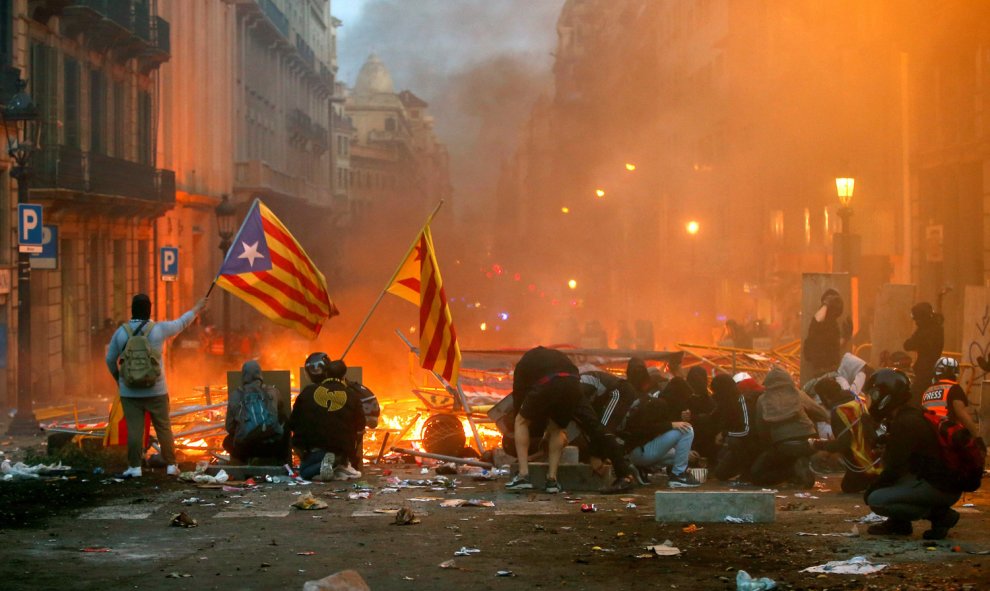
[2,79,42,435]
[835,177,855,273]
[215,194,237,361]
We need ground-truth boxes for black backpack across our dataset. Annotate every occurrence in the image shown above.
[233,381,283,445]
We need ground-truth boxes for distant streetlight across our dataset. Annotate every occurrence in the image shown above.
[3,77,43,435]
[625,163,636,171]
[835,177,855,272]
[561,206,570,214]
[686,220,700,235]
[595,189,605,198]
[215,194,237,359]
[568,279,577,290]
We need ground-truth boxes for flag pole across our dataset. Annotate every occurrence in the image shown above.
[339,200,445,360]
[204,199,260,300]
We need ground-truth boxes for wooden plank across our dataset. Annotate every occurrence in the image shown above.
[869,284,917,368]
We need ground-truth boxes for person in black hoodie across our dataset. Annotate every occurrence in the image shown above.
[864,369,963,540]
[686,366,719,462]
[804,289,845,378]
[904,302,944,399]
[712,373,764,481]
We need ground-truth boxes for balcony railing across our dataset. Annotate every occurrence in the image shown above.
[258,0,290,39]
[32,144,176,204]
[62,0,170,65]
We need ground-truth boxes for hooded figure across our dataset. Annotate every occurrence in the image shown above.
[223,360,290,464]
[804,289,844,376]
[750,367,828,488]
[711,373,764,482]
[685,366,718,460]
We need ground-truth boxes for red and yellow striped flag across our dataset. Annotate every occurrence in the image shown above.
[386,225,461,384]
[216,199,338,339]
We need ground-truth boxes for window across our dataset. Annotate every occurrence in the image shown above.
[64,57,81,148]
[0,1,11,66]
[112,81,125,157]
[90,70,105,154]
[137,91,152,165]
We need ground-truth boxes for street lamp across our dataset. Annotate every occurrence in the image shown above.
[2,78,42,435]
[835,177,855,272]
[215,194,237,360]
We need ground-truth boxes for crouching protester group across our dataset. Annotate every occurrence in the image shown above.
[500,345,985,541]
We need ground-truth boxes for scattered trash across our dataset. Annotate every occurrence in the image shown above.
[851,512,885,524]
[1,460,72,481]
[495,570,515,577]
[170,512,198,528]
[179,468,229,484]
[438,559,457,569]
[292,492,328,510]
[347,492,371,500]
[80,547,111,553]
[796,526,859,538]
[393,506,421,525]
[440,498,495,508]
[682,524,701,533]
[297,551,317,556]
[725,515,754,523]
[801,556,888,575]
[302,569,371,591]
[591,546,614,552]
[436,463,458,475]
[793,492,819,499]
[736,569,776,590]
[648,540,681,556]
[963,503,976,508]
[618,497,636,503]
[454,547,481,556]
[625,503,638,509]
[408,497,444,502]
[181,497,201,505]
[165,572,192,579]
[581,504,597,513]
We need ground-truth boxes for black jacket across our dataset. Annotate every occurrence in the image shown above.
[289,377,365,455]
[904,317,944,385]
[872,405,958,493]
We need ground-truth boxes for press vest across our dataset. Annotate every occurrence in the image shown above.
[921,380,956,418]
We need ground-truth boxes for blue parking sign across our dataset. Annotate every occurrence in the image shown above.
[161,247,178,282]
[30,225,58,270]
[18,204,43,253]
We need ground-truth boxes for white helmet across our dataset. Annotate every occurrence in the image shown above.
[933,356,959,381]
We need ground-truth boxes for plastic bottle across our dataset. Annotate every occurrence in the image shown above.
[736,570,776,591]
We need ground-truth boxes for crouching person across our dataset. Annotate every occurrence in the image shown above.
[618,392,700,488]
[751,367,828,488]
[290,353,366,481]
[864,369,963,540]
[223,360,289,465]
[711,373,764,482]
[809,378,880,493]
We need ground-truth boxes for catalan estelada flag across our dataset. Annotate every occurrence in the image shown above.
[216,199,338,339]
[102,397,150,448]
[386,225,461,384]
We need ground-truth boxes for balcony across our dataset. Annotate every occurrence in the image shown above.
[32,144,176,208]
[60,0,170,70]
[234,159,323,205]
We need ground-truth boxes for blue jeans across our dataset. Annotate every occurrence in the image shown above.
[629,427,694,475]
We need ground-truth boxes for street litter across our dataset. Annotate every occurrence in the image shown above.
[850,512,886,524]
[80,547,111,553]
[170,512,198,528]
[725,515,755,523]
[963,503,976,508]
[625,502,637,509]
[496,570,515,577]
[393,506,421,525]
[380,487,399,494]
[736,569,776,590]
[348,492,371,500]
[796,526,859,537]
[454,547,481,556]
[292,492,328,510]
[165,572,192,578]
[408,497,444,502]
[648,541,681,556]
[801,556,887,575]
[179,468,229,484]
[438,559,457,569]
[181,497,202,505]
[682,524,701,533]
[581,504,597,513]
[591,546,614,552]
[793,492,819,499]
[1,460,72,480]
[440,498,495,508]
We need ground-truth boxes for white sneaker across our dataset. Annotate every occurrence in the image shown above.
[166,465,180,476]
[319,452,336,482]
[120,466,142,479]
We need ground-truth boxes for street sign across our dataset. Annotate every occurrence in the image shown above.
[18,204,43,253]
[30,225,58,270]
[161,246,178,282]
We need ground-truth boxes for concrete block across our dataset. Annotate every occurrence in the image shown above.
[655,490,775,523]
[511,462,612,491]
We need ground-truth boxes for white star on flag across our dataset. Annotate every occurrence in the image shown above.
[238,241,265,268]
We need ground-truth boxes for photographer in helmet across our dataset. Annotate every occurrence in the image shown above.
[921,357,980,437]
[289,353,366,481]
[864,369,963,540]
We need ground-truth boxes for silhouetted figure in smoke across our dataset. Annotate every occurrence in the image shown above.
[685,366,719,462]
[722,319,752,350]
[804,289,845,378]
[903,301,943,399]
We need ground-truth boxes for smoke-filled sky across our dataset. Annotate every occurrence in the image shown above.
[331,0,565,217]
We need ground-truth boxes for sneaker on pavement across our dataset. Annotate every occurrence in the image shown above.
[867,518,913,536]
[602,475,636,494]
[505,473,533,490]
[119,466,142,479]
[166,464,180,476]
[923,508,960,540]
[544,477,561,494]
[319,452,336,481]
[668,470,702,488]
[634,466,651,486]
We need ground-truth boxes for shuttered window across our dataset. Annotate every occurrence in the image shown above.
[90,70,105,154]
[64,56,81,148]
